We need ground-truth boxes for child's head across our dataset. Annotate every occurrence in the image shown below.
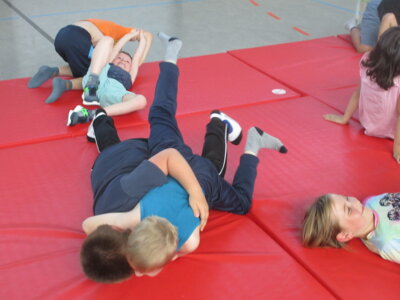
[127,216,178,277]
[80,225,133,283]
[112,51,133,72]
[362,26,400,90]
[302,194,374,248]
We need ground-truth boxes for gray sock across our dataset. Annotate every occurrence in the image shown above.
[158,32,182,63]
[86,73,99,88]
[45,78,71,104]
[245,127,287,156]
[28,65,59,88]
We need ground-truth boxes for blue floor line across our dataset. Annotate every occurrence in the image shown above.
[311,0,355,14]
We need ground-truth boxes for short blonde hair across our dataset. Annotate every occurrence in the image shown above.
[127,216,178,272]
[302,194,345,248]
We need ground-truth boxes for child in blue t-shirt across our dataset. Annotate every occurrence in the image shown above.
[80,32,287,283]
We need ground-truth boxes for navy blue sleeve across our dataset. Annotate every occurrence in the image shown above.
[94,160,168,215]
[120,160,168,200]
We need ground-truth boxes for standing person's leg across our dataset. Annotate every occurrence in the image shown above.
[148,32,189,156]
[201,111,242,177]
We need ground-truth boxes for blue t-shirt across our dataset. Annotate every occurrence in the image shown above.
[140,177,200,250]
[92,139,168,215]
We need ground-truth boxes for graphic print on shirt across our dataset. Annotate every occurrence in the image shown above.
[379,193,400,221]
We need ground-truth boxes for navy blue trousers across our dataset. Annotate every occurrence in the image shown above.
[147,62,259,214]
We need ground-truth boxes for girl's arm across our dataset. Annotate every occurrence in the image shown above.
[324,85,360,124]
[138,30,153,66]
[393,96,400,163]
[149,148,209,231]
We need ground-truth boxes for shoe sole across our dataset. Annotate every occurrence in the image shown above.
[81,91,100,106]
[66,105,84,126]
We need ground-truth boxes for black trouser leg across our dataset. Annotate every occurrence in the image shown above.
[93,115,121,152]
[201,118,228,178]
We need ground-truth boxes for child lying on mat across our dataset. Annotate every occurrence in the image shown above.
[66,29,148,126]
[28,19,152,104]
[324,27,400,163]
[80,33,287,283]
[302,193,400,264]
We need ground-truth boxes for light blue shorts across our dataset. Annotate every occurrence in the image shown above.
[83,64,135,107]
[360,0,382,47]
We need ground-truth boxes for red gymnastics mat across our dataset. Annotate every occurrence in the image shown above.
[0,113,334,300]
[0,53,297,149]
[229,36,362,111]
[213,99,400,299]
[2,36,400,300]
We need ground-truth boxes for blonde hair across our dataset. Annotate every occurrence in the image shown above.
[302,194,345,248]
[127,216,178,272]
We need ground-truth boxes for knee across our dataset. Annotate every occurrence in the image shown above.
[98,36,114,48]
[240,198,252,215]
[381,13,398,30]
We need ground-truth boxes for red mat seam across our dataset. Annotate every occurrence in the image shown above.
[227,52,307,97]
[0,96,300,150]
[246,212,340,299]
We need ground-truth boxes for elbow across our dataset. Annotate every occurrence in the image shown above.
[137,95,147,110]
[82,219,91,235]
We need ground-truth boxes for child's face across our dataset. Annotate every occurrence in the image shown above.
[112,52,132,72]
[330,194,374,240]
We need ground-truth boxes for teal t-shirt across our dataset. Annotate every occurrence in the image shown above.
[362,193,400,264]
[140,177,200,250]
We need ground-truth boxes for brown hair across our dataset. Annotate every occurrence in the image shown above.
[80,225,133,283]
[302,194,345,248]
[127,216,178,273]
[120,50,132,60]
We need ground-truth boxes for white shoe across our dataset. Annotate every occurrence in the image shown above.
[210,110,242,145]
[345,16,359,32]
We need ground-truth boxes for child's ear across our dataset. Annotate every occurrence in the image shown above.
[336,231,353,243]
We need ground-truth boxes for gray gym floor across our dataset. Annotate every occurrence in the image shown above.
[0,0,358,81]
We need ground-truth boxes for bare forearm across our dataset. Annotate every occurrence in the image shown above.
[82,211,132,234]
[130,35,147,82]
[109,32,136,62]
[167,150,202,196]
[342,86,360,123]
[149,149,202,195]
[139,32,153,65]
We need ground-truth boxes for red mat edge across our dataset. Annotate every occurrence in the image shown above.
[247,211,339,299]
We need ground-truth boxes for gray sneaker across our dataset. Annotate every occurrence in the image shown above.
[67,105,91,126]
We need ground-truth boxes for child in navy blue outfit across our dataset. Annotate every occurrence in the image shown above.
[80,32,287,283]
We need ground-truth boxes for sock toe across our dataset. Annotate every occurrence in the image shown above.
[279,145,288,154]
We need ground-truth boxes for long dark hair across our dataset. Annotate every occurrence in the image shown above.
[362,26,400,90]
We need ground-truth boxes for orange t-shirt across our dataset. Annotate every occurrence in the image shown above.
[87,19,134,40]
